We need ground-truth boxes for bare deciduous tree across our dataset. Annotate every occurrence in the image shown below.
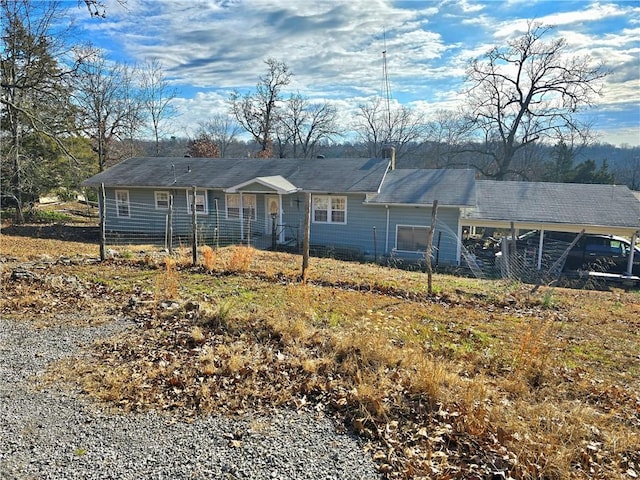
[229,58,291,158]
[462,22,608,179]
[140,58,178,156]
[74,51,144,171]
[276,94,340,159]
[422,110,471,168]
[196,114,241,158]
[353,97,426,160]
[80,0,127,18]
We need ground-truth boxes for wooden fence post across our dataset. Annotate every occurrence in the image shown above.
[426,200,438,294]
[191,186,197,265]
[168,194,174,254]
[373,226,377,263]
[301,193,311,282]
[214,198,219,249]
[100,183,106,261]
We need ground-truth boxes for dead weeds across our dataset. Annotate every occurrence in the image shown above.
[1,234,639,479]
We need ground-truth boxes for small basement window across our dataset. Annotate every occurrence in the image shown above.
[396,225,429,252]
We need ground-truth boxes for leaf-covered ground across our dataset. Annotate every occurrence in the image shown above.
[1,232,639,479]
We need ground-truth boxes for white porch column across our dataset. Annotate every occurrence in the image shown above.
[278,193,285,243]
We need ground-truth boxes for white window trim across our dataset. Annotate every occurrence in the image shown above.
[312,195,347,224]
[225,193,257,220]
[186,190,208,214]
[115,190,130,218]
[395,224,430,253]
[154,191,170,210]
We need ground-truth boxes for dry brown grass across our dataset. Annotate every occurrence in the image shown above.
[155,257,179,300]
[0,233,98,260]
[2,234,639,479]
[227,245,255,272]
[200,245,219,272]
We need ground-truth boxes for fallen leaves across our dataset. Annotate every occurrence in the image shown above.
[2,244,639,480]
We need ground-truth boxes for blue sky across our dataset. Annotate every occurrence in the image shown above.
[68,0,640,146]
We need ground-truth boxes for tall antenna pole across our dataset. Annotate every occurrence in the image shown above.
[382,29,392,143]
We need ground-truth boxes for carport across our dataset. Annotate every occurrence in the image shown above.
[460,181,640,276]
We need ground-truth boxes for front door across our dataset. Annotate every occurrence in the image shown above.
[265,196,280,235]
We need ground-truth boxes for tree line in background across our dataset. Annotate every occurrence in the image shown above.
[1,0,637,225]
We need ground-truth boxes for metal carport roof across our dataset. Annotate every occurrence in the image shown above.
[461,180,640,237]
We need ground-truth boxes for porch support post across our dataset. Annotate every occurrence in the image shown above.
[537,228,545,270]
[626,231,638,276]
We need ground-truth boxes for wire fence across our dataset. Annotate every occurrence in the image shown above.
[93,194,640,291]
[458,233,583,284]
[100,195,461,272]
[102,199,292,258]
[461,233,632,289]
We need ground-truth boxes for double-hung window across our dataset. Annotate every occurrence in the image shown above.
[312,195,346,224]
[226,194,257,220]
[396,225,429,252]
[115,190,130,218]
[155,191,170,209]
[187,190,208,214]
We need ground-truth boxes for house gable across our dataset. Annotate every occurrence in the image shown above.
[225,176,300,195]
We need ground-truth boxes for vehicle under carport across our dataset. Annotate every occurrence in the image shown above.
[460,180,640,287]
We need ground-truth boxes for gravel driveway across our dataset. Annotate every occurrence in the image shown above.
[0,317,380,480]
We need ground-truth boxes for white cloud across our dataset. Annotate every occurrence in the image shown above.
[74,0,639,146]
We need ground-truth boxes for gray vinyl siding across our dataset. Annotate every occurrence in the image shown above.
[102,188,461,265]
[383,205,461,265]
[104,187,217,242]
[104,188,169,235]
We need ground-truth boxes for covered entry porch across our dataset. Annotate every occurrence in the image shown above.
[224,175,302,248]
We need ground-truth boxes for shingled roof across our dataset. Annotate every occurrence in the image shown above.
[462,180,640,235]
[81,157,390,194]
[367,168,476,207]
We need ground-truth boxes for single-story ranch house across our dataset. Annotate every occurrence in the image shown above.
[82,153,640,274]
